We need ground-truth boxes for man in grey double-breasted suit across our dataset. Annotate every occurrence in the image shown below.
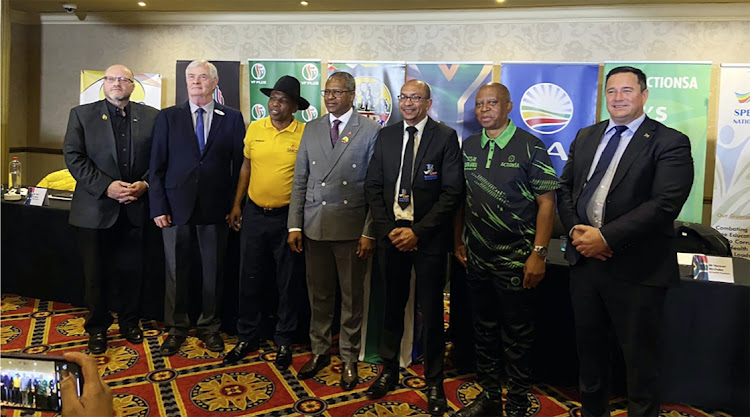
[288,72,380,391]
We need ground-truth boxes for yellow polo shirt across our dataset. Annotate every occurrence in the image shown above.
[243,116,305,208]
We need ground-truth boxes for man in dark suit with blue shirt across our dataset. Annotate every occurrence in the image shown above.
[64,64,158,354]
[557,66,693,417]
[364,79,464,416]
[149,59,245,356]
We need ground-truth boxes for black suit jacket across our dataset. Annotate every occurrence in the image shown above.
[557,116,693,287]
[63,99,159,229]
[149,101,245,226]
[364,117,464,255]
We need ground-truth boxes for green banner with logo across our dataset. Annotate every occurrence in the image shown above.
[248,59,322,123]
[601,62,711,223]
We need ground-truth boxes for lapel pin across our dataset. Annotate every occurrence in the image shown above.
[214,109,225,116]
[133,118,138,122]
[341,136,350,143]
[644,133,651,138]
[102,114,108,120]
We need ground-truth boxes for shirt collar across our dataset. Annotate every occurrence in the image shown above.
[606,113,646,135]
[330,107,353,128]
[189,100,215,115]
[105,100,130,116]
[263,116,301,133]
[404,116,429,137]
[481,119,516,149]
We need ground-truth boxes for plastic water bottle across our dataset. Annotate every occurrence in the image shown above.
[9,157,22,192]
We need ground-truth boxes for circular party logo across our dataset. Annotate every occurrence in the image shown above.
[251,63,266,80]
[252,104,267,120]
[520,83,573,134]
[301,106,319,122]
[302,63,319,82]
[354,76,393,127]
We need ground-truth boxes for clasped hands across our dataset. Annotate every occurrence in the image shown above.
[106,180,147,204]
[570,224,613,261]
[389,227,418,252]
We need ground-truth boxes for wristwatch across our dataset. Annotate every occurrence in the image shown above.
[533,245,548,259]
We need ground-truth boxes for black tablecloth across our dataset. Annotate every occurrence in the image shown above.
[2,198,748,414]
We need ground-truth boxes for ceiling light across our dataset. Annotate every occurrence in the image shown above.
[300,1,308,5]
[496,0,505,3]
[138,1,146,6]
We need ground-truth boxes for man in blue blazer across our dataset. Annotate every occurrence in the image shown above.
[149,59,245,356]
[364,79,464,416]
[287,72,380,390]
[557,66,693,417]
[64,64,158,354]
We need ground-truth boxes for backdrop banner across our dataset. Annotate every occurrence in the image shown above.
[602,61,711,223]
[500,62,599,176]
[406,62,492,141]
[711,63,750,259]
[248,59,322,123]
[328,61,406,127]
[175,60,240,110]
[80,70,162,109]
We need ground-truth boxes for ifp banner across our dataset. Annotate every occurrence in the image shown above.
[406,62,492,141]
[711,63,750,259]
[602,62,711,223]
[500,63,599,176]
[80,70,162,109]
[328,61,405,127]
[248,59,322,123]
[175,60,240,111]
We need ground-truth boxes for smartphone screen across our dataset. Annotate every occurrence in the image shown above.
[0,353,84,412]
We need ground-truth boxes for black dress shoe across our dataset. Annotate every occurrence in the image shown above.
[223,341,258,364]
[297,354,330,380]
[365,367,399,399]
[275,345,292,369]
[159,334,186,356]
[340,361,359,391]
[88,331,107,354]
[453,395,503,417]
[121,326,143,344]
[426,383,447,416]
[199,332,225,352]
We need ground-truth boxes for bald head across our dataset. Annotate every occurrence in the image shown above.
[103,64,136,107]
[475,82,513,136]
[399,79,433,126]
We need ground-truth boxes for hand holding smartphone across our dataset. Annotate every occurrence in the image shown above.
[0,352,83,412]
[1,351,113,416]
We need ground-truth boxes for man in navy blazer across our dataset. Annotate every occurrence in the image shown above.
[364,79,464,416]
[557,66,693,417]
[149,59,245,356]
[64,64,158,354]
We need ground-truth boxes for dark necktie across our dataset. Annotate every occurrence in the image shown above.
[576,125,628,224]
[196,108,205,154]
[398,126,418,210]
[330,119,341,147]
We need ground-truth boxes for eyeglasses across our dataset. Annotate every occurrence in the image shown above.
[397,94,426,102]
[321,89,353,98]
[103,76,134,84]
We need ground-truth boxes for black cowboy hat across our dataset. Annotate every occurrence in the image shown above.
[260,75,310,110]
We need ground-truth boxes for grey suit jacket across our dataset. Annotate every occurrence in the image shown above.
[288,109,381,241]
[63,99,159,229]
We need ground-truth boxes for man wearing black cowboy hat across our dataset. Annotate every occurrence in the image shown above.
[224,75,310,367]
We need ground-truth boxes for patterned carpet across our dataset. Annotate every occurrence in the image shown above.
[0,294,734,417]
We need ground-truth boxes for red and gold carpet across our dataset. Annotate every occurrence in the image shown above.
[0,294,733,417]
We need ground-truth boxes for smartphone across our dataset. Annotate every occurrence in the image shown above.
[0,352,84,412]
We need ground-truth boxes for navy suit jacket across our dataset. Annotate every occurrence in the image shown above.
[149,101,245,225]
[364,117,464,255]
[557,116,693,287]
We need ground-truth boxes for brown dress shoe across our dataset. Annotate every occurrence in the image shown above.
[340,361,359,391]
[297,354,330,380]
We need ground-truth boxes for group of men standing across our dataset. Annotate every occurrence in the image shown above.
[0,373,58,409]
[63,61,693,417]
